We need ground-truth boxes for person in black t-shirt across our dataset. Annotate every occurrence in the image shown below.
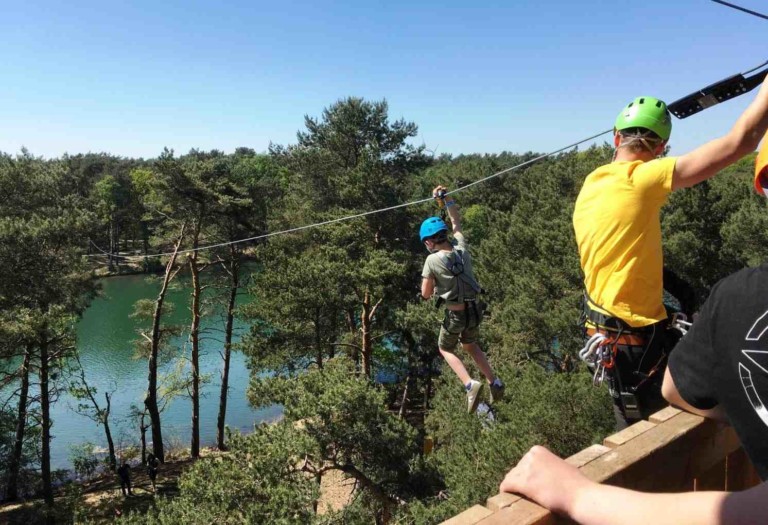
[116,461,133,497]
[663,265,768,479]
[146,452,160,493]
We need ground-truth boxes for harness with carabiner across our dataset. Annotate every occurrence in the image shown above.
[434,248,487,333]
[578,294,690,420]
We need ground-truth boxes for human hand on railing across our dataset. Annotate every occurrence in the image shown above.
[499,445,595,519]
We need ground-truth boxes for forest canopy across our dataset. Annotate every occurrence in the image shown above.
[1,97,764,524]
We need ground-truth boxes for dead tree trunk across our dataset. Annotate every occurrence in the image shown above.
[360,292,382,380]
[144,226,185,463]
[102,393,116,471]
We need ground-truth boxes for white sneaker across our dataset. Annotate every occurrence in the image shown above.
[466,380,484,413]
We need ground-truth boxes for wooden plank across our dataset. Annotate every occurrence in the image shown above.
[486,492,521,512]
[603,420,656,448]
[686,423,742,476]
[580,412,706,491]
[444,411,752,525]
[477,499,556,525]
[694,458,726,491]
[440,505,494,525]
[483,445,610,516]
[566,444,611,467]
[648,406,681,424]
[726,448,761,492]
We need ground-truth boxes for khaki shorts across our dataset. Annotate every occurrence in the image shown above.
[438,307,482,349]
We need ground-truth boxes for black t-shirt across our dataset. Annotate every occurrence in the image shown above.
[670,264,768,480]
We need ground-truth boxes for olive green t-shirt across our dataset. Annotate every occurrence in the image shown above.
[421,232,481,306]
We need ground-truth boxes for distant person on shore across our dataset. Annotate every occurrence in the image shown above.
[574,78,768,430]
[146,453,160,493]
[498,132,768,525]
[116,461,133,497]
[419,185,504,413]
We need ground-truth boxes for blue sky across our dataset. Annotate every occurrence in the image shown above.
[1,0,765,159]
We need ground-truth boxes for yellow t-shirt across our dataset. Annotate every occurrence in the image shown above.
[573,157,676,328]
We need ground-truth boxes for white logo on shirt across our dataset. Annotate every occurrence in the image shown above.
[741,311,768,428]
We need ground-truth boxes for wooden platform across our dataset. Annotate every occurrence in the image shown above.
[442,407,761,525]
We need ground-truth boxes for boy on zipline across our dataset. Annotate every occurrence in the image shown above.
[574,79,768,429]
[419,185,504,413]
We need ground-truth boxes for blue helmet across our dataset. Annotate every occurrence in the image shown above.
[420,217,448,242]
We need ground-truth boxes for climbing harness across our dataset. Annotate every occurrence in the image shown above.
[436,249,481,293]
[669,313,692,337]
[578,292,687,419]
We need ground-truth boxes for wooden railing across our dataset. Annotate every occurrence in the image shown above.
[441,407,761,525]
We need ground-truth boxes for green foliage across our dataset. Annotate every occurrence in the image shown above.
[8,98,768,524]
[121,426,317,525]
[0,150,98,505]
[122,359,424,523]
[249,359,424,507]
[400,364,612,523]
[244,97,431,379]
[661,153,766,304]
[68,442,100,481]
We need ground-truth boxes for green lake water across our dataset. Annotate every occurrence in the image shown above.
[47,272,280,470]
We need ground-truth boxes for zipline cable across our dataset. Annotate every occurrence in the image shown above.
[710,0,768,21]
[87,129,613,261]
[89,55,768,261]
[444,129,612,195]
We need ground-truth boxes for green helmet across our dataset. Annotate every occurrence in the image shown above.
[614,96,672,141]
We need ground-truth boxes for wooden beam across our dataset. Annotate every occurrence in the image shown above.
[566,444,611,466]
[603,420,656,448]
[486,492,521,512]
[581,412,704,491]
[440,505,494,525]
[648,406,680,424]
[477,499,557,525]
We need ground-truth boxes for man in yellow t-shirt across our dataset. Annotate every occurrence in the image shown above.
[574,83,768,429]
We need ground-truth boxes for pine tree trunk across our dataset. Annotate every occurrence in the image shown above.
[115,221,121,256]
[315,308,323,368]
[144,227,184,463]
[6,343,32,501]
[39,338,54,510]
[142,222,149,255]
[140,411,148,465]
[189,238,201,459]
[216,255,239,451]
[108,218,115,269]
